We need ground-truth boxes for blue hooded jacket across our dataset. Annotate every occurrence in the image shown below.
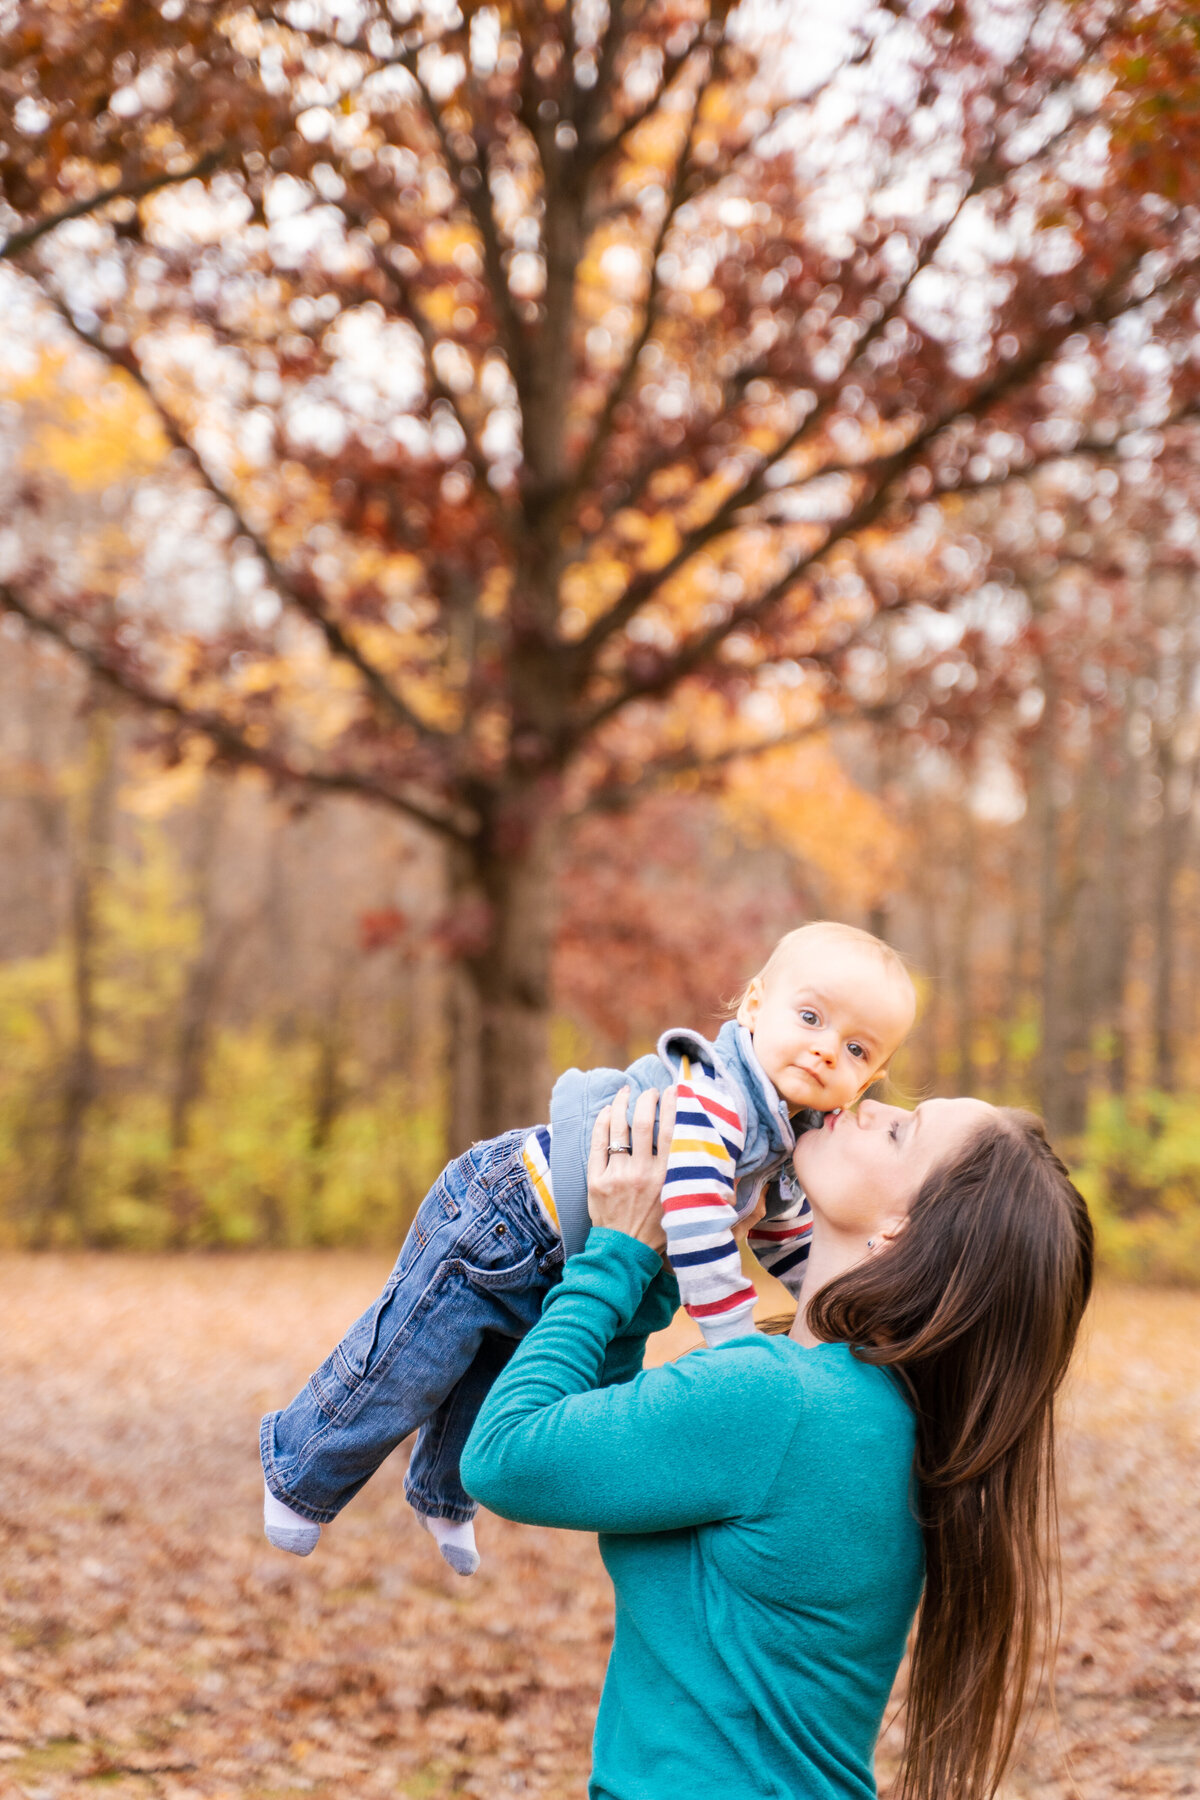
[547,1018,823,1258]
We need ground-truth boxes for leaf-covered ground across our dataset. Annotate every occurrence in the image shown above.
[0,1255,1196,1800]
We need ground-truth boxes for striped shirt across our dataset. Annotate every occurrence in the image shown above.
[661,1056,758,1343]
[521,1125,559,1234]
[525,1054,814,1349]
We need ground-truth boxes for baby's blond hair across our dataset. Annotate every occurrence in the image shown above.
[730,920,914,1015]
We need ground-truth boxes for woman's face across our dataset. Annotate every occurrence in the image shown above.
[793,1096,998,1238]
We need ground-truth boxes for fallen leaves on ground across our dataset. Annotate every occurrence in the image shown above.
[0,1256,1196,1800]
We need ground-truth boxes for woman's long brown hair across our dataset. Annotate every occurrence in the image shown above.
[807,1110,1094,1800]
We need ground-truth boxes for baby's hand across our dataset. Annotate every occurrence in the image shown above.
[733,1193,767,1245]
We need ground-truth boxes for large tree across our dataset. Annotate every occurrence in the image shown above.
[3,0,1199,1142]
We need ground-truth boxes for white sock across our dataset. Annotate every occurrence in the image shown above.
[417,1510,479,1577]
[264,1482,321,1556]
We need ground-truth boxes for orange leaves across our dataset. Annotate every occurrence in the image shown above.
[9,346,166,492]
[723,736,905,910]
[1106,6,1200,203]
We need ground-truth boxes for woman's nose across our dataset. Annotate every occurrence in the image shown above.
[857,1099,901,1128]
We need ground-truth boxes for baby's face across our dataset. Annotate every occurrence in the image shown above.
[738,935,915,1115]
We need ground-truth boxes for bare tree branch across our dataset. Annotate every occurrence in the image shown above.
[665,2,892,211]
[0,583,475,841]
[0,149,227,262]
[571,174,1010,660]
[368,236,511,513]
[584,31,703,160]
[565,47,715,508]
[574,226,1190,682]
[575,53,1107,649]
[578,717,828,812]
[577,697,906,813]
[395,51,531,404]
[572,245,1200,739]
[573,0,630,147]
[30,274,454,750]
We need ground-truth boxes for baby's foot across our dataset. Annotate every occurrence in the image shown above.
[264,1482,321,1556]
[417,1510,480,1577]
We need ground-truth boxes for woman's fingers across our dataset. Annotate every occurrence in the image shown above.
[608,1084,631,1149]
[582,1084,674,1250]
[587,1105,613,1187]
[629,1086,659,1160]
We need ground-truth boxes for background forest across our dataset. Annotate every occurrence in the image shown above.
[2,9,1199,1800]
[3,0,1200,1283]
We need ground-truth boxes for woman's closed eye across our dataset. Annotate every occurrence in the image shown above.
[888,1120,901,1144]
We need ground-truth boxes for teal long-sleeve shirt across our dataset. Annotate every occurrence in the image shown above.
[462,1228,924,1800]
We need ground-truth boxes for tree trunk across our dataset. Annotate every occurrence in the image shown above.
[949,802,976,1095]
[1096,688,1137,1097]
[909,799,944,1097]
[40,692,115,1243]
[1150,735,1193,1093]
[447,808,561,1152]
[1033,707,1074,1137]
[167,777,233,1243]
[309,975,351,1156]
[994,866,1028,1106]
[169,778,227,1155]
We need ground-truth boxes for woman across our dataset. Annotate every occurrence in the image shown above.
[461,1087,1094,1800]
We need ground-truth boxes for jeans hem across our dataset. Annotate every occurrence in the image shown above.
[260,1413,340,1525]
[405,1480,478,1525]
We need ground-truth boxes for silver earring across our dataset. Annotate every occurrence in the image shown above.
[867,1238,876,1249]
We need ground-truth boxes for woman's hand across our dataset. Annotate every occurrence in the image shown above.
[586,1085,677,1254]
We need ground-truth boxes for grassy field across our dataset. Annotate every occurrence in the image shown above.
[0,1254,1196,1800]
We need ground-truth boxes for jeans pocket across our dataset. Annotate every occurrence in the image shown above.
[459,1240,541,1293]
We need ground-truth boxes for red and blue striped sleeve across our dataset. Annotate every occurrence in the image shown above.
[662,1055,758,1346]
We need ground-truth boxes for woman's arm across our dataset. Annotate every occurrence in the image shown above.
[462,1096,797,1535]
[462,1227,794,1533]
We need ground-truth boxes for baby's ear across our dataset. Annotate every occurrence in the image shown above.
[856,1063,890,1102]
[737,976,764,1028]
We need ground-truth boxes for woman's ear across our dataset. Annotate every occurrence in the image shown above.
[737,976,764,1030]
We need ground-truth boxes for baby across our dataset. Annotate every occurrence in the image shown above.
[260,920,916,1575]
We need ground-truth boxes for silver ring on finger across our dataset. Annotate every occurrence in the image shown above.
[607,1143,633,1157]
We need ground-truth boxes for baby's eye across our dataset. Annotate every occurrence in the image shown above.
[799,1008,820,1026]
[848,1042,867,1060]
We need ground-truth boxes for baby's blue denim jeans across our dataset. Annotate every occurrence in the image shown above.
[260,1129,564,1525]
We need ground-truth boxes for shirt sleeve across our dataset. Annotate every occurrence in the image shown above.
[663,1055,760,1346]
[598,1262,681,1387]
[461,1227,797,1536]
